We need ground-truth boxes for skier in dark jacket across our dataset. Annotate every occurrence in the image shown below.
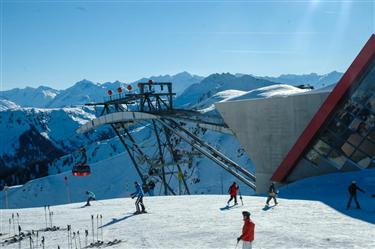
[131,181,146,214]
[346,181,365,209]
[227,182,239,206]
[85,191,96,206]
[266,182,278,206]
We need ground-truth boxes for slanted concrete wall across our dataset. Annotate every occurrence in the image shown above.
[216,92,330,193]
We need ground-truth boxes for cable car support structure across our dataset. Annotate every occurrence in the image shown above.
[76,82,256,194]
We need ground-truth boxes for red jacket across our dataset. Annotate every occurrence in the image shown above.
[229,184,238,196]
[241,219,255,242]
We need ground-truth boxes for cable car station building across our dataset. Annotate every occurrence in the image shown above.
[216,35,375,193]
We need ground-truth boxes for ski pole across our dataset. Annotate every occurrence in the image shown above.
[29,236,33,249]
[96,214,99,242]
[36,231,39,249]
[18,226,21,249]
[77,231,82,249]
[16,213,20,227]
[239,189,243,206]
[85,230,88,247]
[8,218,11,235]
[50,211,53,228]
[47,206,50,228]
[235,240,239,249]
[100,214,103,242]
[67,225,71,249]
[41,236,45,249]
[44,206,47,229]
[12,213,15,235]
[73,232,77,249]
[91,215,94,243]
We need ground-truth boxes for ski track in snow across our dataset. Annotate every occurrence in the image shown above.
[0,195,374,249]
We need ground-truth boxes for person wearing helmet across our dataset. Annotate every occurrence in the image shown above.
[131,181,146,214]
[85,191,96,206]
[237,211,255,249]
[346,180,365,209]
[227,182,239,206]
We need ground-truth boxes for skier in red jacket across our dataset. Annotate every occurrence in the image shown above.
[227,182,239,206]
[237,211,255,249]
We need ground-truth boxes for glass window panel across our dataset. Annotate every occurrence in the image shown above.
[341,142,355,157]
[350,150,370,168]
[351,89,372,105]
[327,150,346,169]
[346,132,364,147]
[358,139,375,157]
[357,106,372,120]
[320,129,337,145]
[312,139,332,156]
[348,118,363,131]
[358,157,371,168]
[305,149,322,165]
[328,118,348,136]
[336,111,355,127]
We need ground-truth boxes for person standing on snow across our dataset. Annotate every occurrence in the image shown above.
[131,181,146,214]
[227,182,239,206]
[346,181,365,209]
[265,182,278,206]
[85,191,96,206]
[237,211,255,249]
[148,180,156,196]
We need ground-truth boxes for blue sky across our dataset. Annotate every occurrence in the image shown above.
[1,0,374,90]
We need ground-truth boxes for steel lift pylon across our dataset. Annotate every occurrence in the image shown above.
[76,81,256,194]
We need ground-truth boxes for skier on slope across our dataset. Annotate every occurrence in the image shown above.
[227,182,239,206]
[131,181,146,214]
[265,182,278,206]
[346,181,365,209]
[237,211,255,249]
[85,191,96,206]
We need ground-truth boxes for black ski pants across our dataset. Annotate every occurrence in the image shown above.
[86,197,95,206]
[135,196,145,212]
[347,194,360,209]
[227,195,237,205]
[266,195,278,205]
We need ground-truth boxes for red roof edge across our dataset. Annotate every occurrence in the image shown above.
[271,34,375,182]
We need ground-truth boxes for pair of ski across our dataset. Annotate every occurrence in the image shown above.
[133,210,148,215]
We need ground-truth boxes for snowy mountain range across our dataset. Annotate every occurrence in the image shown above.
[0,70,341,196]
[259,71,343,89]
[0,71,342,109]
[0,72,204,109]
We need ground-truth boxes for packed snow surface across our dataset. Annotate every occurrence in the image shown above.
[0,195,374,249]
[228,84,310,101]
[1,169,374,248]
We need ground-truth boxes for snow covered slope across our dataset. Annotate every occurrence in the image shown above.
[46,80,108,108]
[195,85,310,115]
[175,73,279,107]
[0,169,374,249]
[0,106,114,187]
[0,99,20,111]
[0,86,60,108]
[1,126,254,208]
